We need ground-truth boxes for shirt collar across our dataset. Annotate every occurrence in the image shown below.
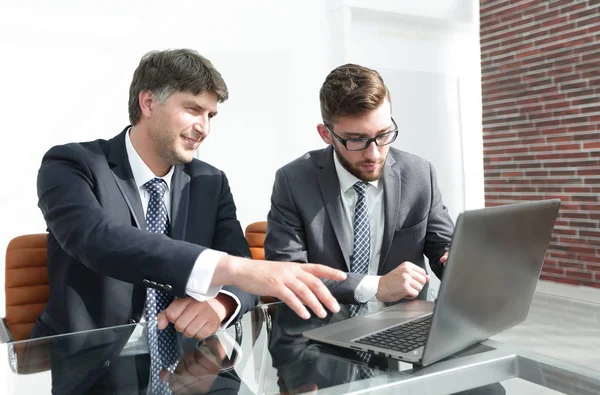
[332,149,379,193]
[125,127,174,191]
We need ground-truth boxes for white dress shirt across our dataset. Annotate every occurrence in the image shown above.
[333,151,385,303]
[124,129,241,326]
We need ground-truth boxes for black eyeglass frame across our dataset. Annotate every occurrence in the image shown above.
[323,117,398,151]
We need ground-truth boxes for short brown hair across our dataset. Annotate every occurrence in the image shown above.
[128,49,229,125]
[319,64,390,124]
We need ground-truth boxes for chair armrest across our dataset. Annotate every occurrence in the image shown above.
[0,318,14,343]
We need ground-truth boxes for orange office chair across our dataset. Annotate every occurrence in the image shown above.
[1,233,50,374]
[2,234,49,343]
[244,221,276,305]
[245,221,267,260]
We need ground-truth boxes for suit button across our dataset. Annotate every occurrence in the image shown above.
[150,281,157,287]
[142,279,150,286]
[102,359,110,368]
[128,319,136,324]
[164,284,172,292]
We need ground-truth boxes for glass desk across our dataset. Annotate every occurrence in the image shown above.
[2,301,600,394]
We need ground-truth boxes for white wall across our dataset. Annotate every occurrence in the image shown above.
[1,1,482,387]
[329,0,483,293]
[330,0,484,221]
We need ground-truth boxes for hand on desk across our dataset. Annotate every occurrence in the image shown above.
[158,294,234,340]
[376,261,430,302]
[159,336,227,394]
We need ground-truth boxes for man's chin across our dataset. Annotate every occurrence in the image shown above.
[361,173,382,182]
[170,152,195,166]
[357,166,383,182]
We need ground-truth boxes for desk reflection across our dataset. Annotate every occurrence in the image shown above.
[268,302,505,395]
[15,323,247,394]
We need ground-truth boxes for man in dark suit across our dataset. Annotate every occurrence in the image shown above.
[265,63,455,306]
[31,49,345,393]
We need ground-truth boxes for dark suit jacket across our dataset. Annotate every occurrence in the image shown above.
[265,146,454,303]
[32,127,257,337]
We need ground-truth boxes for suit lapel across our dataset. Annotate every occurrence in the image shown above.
[107,128,146,230]
[317,147,351,268]
[170,165,190,241]
[379,156,401,272]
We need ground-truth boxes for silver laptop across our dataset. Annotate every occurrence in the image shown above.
[303,199,560,366]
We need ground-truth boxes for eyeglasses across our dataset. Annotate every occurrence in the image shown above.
[324,118,398,151]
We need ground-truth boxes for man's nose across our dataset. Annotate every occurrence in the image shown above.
[363,140,381,161]
[194,118,209,138]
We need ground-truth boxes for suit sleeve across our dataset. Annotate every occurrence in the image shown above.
[265,168,364,304]
[37,144,203,297]
[211,171,258,321]
[423,162,454,280]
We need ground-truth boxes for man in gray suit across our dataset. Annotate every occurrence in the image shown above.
[265,64,455,306]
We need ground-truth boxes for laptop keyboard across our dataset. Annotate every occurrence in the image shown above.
[355,316,432,353]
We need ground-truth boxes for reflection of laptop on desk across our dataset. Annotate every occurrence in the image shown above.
[304,199,560,366]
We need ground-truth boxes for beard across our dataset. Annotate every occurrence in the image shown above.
[333,143,386,182]
[150,125,194,167]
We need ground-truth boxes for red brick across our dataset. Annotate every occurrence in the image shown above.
[580,230,600,238]
[565,270,594,280]
[565,88,596,98]
[571,97,599,106]
[560,2,588,15]
[540,274,565,281]
[564,187,592,193]
[575,15,600,27]
[561,82,588,91]
[543,267,565,275]
[574,133,600,141]
[581,70,600,79]
[547,136,574,143]
[549,170,577,176]
[568,124,596,132]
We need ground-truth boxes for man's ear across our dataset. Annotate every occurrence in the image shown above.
[317,124,333,145]
[138,90,156,119]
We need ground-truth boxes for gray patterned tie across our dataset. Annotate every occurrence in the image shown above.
[349,182,374,374]
[350,181,370,317]
[144,178,180,394]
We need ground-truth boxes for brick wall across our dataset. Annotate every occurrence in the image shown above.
[480,0,600,288]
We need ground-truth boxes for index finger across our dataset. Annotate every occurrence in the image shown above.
[302,264,347,281]
[296,270,341,314]
[157,311,169,330]
[277,286,311,319]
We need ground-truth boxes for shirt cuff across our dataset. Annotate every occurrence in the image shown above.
[185,249,226,301]
[217,290,242,329]
[354,275,381,303]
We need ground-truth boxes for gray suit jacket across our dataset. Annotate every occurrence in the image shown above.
[265,146,454,303]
